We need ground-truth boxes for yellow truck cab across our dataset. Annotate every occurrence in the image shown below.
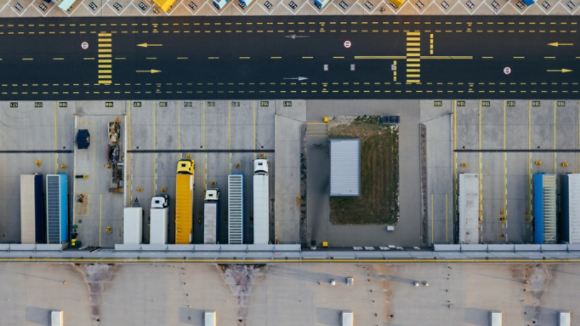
[177,159,194,174]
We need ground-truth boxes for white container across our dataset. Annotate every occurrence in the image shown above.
[123,207,143,244]
[490,312,502,326]
[559,311,571,326]
[342,311,353,326]
[205,311,216,326]
[51,310,63,326]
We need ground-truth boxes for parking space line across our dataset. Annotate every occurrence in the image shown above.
[153,102,157,196]
[178,101,181,157]
[54,101,58,174]
[128,102,132,207]
[431,193,434,244]
[253,101,256,160]
[99,194,102,247]
[228,101,231,175]
[453,101,457,227]
[554,101,557,174]
[445,193,448,243]
[503,101,507,229]
[528,101,532,225]
[203,102,207,191]
[479,101,482,225]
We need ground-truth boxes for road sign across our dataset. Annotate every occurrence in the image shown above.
[503,66,511,75]
[344,40,352,49]
[81,41,89,50]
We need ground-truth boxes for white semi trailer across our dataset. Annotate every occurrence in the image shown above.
[253,159,269,244]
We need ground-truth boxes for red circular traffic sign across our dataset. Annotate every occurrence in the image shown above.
[344,40,352,49]
[503,66,511,75]
[81,41,89,50]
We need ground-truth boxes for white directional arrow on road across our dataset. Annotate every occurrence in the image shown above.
[284,77,308,81]
[285,34,310,39]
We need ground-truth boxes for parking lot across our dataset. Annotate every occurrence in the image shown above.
[128,100,277,245]
[0,101,74,244]
[0,100,307,247]
[427,99,580,245]
[73,101,126,248]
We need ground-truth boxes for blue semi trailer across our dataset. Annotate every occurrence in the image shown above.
[46,174,68,244]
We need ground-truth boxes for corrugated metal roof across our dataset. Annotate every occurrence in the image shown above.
[330,139,360,197]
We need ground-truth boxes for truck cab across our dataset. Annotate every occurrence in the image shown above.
[254,159,269,175]
[151,194,169,208]
[177,159,194,174]
[313,0,329,8]
[204,188,220,201]
[521,0,535,5]
[213,0,229,9]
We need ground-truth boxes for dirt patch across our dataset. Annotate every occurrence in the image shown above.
[73,263,118,326]
[217,264,266,326]
[328,116,399,225]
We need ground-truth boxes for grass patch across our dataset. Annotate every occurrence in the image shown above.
[329,116,399,225]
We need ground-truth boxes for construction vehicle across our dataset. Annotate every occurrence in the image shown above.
[253,159,269,244]
[175,159,194,244]
[203,188,220,244]
[108,122,120,143]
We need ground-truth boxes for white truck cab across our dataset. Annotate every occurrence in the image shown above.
[254,159,269,174]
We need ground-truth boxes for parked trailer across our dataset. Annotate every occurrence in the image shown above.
[123,207,143,244]
[203,188,220,244]
[176,159,194,244]
[560,174,580,244]
[150,195,169,245]
[253,159,269,244]
[20,174,46,244]
[46,174,68,244]
[228,174,244,244]
[534,173,557,244]
[458,174,479,244]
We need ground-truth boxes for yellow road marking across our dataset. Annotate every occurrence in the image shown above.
[354,56,406,59]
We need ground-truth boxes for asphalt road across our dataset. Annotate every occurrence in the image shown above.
[0,16,578,100]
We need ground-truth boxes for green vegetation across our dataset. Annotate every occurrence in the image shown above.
[329,116,399,225]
